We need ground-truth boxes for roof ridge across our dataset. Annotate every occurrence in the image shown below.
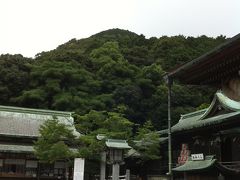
[181,109,207,119]
[0,105,73,117]
[216,91,240,111]
[107,139,128,143]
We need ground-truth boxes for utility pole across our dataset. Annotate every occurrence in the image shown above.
[167,76,173,179]
[100,152,106,180]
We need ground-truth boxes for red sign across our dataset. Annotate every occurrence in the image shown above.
[178,144,190,165]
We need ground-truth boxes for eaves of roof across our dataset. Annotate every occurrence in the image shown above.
[166,33,240,85]
[160,92,240,135]
[105,139,131,149]
[173,155,216,172]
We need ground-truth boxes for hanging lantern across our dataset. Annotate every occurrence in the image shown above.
[109,149,123,163]
[105,139,131,164]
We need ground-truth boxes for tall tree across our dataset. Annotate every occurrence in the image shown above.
[0,54,31,105]
[34,117,77,163]
[74,110,133,159]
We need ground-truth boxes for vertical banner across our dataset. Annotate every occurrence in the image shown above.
[73,158,85,180]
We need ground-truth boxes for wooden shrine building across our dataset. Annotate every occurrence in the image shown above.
[161,33,240,180]
[0,105,80,180]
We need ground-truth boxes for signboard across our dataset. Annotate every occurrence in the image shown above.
[191,153,204,161]
[73,158,85,180]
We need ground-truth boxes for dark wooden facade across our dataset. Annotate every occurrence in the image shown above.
[0,152,69,180]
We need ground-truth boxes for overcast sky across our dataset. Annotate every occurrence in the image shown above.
[1,0,240,57]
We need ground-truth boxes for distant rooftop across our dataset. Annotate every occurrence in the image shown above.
[0,105,73,117]
[0,105,80,138]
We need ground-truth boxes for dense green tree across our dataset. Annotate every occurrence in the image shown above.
[0,29,225,131]
[72,110,133,159]
[15,60,102,113]
[132,120,160,162]
[34,117,77,163]
[126,120,161,180]
[0,54,31,105]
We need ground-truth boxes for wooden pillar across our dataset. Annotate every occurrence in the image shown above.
[218,173,225,180]
[37,162,40,180]
[112,163,120,180]
[73,158,85,180]
[65,162,69,180]
[126,169,130,180]
[184,172,187,180]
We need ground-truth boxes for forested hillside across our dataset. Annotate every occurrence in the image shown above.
[0,29,226,130]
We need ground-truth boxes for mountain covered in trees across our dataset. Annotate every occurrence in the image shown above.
[0,29,226,130]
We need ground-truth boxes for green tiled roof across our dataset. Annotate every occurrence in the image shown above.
[0,105,80,138]
[170,92,240,133]
[126,148,140,157]
[200,91,240,120]
[105,139,131,149]
[173,155,216,172]
[172,111,240,133]
[157,91,240,136]
[215,92,240,111]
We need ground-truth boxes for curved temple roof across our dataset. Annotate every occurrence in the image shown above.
[169,91,240,134]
